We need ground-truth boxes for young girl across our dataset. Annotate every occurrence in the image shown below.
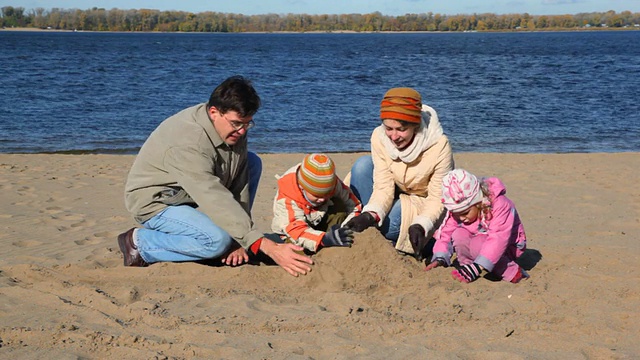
[425,169,529,284]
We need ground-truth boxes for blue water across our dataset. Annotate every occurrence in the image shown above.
[1,31,639,154]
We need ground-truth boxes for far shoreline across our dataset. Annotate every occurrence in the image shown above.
[2,26,638,35]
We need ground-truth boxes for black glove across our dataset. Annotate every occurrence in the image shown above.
[343,212,376,233]
[322,224,354,248]
[408,224,429,261]
[452,263,483,283]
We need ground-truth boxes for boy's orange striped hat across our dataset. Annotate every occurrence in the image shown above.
[297,153,336,197]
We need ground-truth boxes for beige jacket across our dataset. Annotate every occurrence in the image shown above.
[364,105,454,254]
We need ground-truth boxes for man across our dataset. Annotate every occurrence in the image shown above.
[118,75,313,277]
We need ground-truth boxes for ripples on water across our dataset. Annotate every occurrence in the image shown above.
[0,31,638,154]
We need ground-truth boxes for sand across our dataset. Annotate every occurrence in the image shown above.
[0,152,638,359]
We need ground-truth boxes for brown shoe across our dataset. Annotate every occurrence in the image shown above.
[117,228,149,267]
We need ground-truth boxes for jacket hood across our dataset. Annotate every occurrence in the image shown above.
[484,177,507,200]
[276,165,306,202]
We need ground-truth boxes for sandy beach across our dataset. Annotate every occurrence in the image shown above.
[0,152,638,359]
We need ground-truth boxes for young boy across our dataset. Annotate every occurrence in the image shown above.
[271,153,362,252]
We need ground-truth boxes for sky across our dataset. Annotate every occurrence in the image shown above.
[1,0,638,16]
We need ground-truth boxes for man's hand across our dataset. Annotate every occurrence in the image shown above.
[259,237,314,277]
[343,212,377,232]
[221,243,249,266]
[322,224,354,247]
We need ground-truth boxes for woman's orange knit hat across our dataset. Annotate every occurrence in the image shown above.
[380,87,422,124]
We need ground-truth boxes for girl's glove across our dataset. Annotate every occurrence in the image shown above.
[322,224,354,247]
[452,263,483,283]
[343,212,376,233]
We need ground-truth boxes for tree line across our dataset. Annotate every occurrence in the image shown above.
[1,6,639,32]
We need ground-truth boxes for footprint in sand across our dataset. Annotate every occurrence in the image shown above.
[74,235,104,246]
[80,259,112,269]
[108,287,143,305]
[95,230,112,237]
[67,181,90,189]
[60,213,85,221]
[43,212,87,228]
[70,219,89,228]
[16,186,37,197]
[84,246,117,262]
[93,230,134,242]
[12,240,43,248]
[40,206,65,215]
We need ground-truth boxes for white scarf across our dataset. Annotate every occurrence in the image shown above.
[379,105,444,163]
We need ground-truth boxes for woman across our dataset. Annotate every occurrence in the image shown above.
[344,87,454,261]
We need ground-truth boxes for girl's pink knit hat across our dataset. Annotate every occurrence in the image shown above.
[441,169,483,213]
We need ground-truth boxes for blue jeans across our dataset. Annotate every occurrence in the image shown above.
[136,152,262,263]
[349,155,402,243]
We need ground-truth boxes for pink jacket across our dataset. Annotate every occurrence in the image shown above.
[432,177,527,272]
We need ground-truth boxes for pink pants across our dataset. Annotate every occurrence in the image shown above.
[451,227,520,282]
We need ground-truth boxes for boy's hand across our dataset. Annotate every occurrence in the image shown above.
[343,212,376,232]
[259,238,313,277]
[322,224,354,247]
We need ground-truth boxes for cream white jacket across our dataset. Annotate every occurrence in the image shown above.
[364,105,454,254]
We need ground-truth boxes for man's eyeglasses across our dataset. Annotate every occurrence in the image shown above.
[224,114,255,131]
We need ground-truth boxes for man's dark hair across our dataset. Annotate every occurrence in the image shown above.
[207,75,261,117]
